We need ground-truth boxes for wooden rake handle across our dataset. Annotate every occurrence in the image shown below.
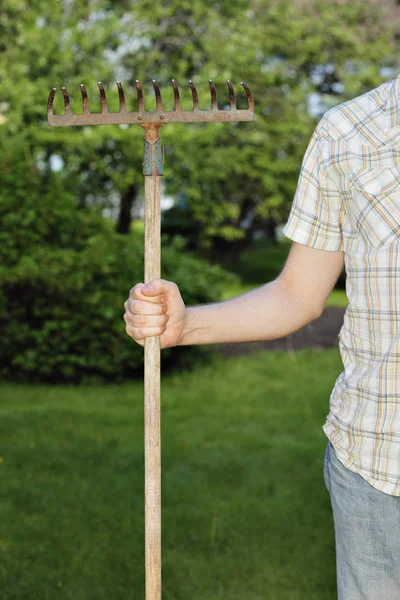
[46,79,254,600]
[143,126,163,600]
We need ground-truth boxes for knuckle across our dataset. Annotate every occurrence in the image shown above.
[133,301,144,315]
[169,281,179,294]
[129,299,137,313]
[131,283,144,298]
[134,315,147,326]
[127,325,143,340]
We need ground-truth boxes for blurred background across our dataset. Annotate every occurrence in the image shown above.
[0,1,399,598]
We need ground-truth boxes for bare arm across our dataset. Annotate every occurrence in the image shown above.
[179,241,344,345]
[124,241,344,348]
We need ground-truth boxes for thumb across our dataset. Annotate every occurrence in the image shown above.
[141,278,173,297]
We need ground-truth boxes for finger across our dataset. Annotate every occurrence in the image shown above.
[124,324,145,347]
[126,298,166,316]
[129,283,144,298]
[126,324,167,340]
[124,311,168,327]
[141,278,178,298]
[129,284,163,304]
[127,314,168,328]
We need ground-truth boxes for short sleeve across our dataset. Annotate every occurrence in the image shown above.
[282,118,344,252]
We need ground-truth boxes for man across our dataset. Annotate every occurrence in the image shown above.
[123,69,400,599]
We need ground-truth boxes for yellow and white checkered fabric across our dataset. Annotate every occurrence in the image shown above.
[283,69,400,496]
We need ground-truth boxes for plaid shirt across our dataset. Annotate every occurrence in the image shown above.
[282,69,400,496]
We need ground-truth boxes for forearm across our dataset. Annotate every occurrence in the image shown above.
[179,278,320,346]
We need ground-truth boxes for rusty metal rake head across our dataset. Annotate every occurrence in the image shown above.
[47,79,254,127]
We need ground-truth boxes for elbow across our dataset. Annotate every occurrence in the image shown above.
[303,296,324,323]
[299,301,323,327]
[276,276,324,325]
[311,304,324,322]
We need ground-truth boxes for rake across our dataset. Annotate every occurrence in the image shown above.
[47,78,254,599]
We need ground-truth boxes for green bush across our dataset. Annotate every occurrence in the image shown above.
[0,155,237,384]
[221,238,290,284]
[224,237,346,289]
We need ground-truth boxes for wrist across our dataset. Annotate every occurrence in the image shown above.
[178,307,200,346]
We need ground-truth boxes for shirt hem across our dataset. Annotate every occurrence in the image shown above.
[322,420,400,497]
[282,223,343,252]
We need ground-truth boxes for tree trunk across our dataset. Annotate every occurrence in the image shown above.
[117,183,138,234]
[263,217,277,240]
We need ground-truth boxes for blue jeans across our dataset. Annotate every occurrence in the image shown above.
[323,439,400,599]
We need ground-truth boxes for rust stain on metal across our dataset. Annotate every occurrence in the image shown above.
[47,79,254,127]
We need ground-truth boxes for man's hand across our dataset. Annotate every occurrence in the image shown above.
[124,241,345,347]
[124,278,187,349]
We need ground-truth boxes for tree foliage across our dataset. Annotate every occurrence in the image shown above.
[1,0,397,248]
[0,0,399,381]
[159,0,399,257]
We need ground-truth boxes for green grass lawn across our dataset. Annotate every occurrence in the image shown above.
[325,288,348,308]
[0,348,343,599]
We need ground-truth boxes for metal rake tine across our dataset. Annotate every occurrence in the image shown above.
[47,87,56,116]
[189,80,199,110]
[135,80,145,114]
[80,84,89,114]
[62,87,72,115]
[47,80,254,126]
[209,80,218,111]
[98,82,107,113]
[171,79,181,111]
[117,81,126,113]
[152,80,163,112]
[226,80,236,110]
[240,81,254,112]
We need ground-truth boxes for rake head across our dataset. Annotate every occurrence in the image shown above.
[47,79,254,127]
